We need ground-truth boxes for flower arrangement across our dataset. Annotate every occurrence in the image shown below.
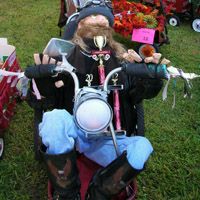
[113,0,171,37]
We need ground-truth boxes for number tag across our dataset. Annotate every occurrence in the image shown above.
[131,28,155,45]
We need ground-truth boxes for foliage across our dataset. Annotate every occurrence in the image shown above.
[0,0,200,200]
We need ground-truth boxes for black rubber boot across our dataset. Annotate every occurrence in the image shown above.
[42,149,81,200]
[86,151,142,200]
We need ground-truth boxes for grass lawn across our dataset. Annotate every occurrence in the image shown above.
[0,0,200,200]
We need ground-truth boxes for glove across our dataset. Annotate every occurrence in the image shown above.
[25,53,65,87]
[25,64,56,79]
[25,54,63,109]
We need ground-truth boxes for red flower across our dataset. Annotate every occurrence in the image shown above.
[113,0,167,37]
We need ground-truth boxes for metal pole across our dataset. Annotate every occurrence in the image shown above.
[109,122,121,156]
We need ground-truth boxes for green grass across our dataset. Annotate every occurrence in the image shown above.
[0,1,200,200]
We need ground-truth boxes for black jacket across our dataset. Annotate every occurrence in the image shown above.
[26,43,163,135]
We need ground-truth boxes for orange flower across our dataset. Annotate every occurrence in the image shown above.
[140,45,155,58]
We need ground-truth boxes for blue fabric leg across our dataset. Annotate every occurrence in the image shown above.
[126,136,153,170]
[39,109,78,154]
[81,136,153,169]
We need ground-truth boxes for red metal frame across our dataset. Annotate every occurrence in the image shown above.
[169,0,191,14]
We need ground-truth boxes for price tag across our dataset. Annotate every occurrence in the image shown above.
[131,28,155,45]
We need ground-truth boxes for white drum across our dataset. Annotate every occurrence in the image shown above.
[74,87,113,137]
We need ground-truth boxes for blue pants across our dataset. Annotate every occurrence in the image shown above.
[39,109,153,170]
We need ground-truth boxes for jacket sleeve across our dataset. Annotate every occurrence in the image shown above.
[126,74,164,104]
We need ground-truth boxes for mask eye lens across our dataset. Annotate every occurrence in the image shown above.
[83,0,113,10]
[93,0,101,4]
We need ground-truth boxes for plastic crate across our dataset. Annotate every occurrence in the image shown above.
[0,39,22,134]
